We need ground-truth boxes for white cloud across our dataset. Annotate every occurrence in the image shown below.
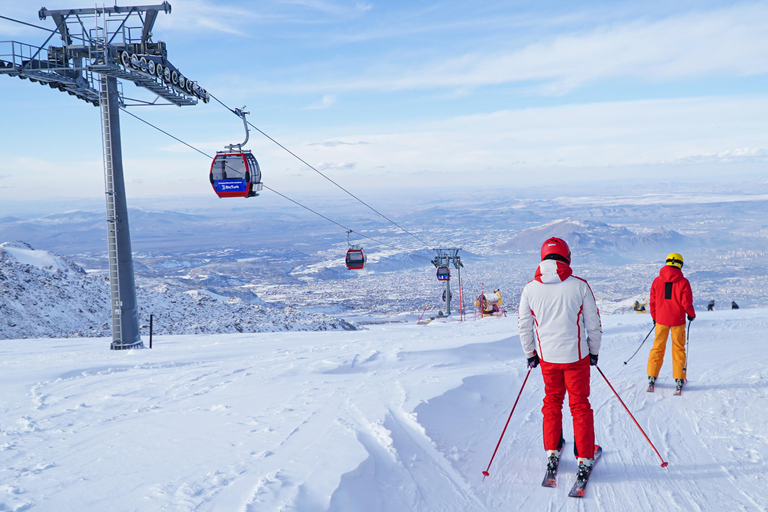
[156,0,372,35]
[263,2,768,95]
[155,0,260,36]
[309,139,369,147]
[257,94,768,189]
[670,147,768,165]
[304,94,337,110]
[278,0,372,17]
[316,161,357,171]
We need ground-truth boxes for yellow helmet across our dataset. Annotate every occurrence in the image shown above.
[665,253,684,269]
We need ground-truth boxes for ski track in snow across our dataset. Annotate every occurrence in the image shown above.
[0,311,767,511]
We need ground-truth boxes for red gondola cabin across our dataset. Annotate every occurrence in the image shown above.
[436,266,450,281]
[345,248,366,270]
[210,150,263,198]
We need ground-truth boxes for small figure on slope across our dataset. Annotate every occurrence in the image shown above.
[707,299,715,311]
[731,300,739,310]
[518,237,602,485]
[474,289,503,317]
[647,253,696,394]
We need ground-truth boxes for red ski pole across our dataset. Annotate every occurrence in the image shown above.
[417,304,428,324]
[482,367,532,480]
[595,366,669,469]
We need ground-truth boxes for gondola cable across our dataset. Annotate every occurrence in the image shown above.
[2,12,449,276]
[0,14,58,33]
[208,93,434,250]
[0,13,433,250]
[119,106,410,254]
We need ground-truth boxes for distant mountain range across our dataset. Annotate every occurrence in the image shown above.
[2,189,766,333]
[500,218,688,260]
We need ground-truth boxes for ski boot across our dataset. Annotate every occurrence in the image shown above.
[546,435,565,470]
[576,456,595,480]
[546,450,561,472]
[647,375,656,392]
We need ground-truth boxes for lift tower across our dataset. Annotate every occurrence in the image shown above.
[1,3,208,349]
[432,248,463,317]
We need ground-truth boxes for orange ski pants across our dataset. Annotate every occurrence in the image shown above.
[647,323,687,380]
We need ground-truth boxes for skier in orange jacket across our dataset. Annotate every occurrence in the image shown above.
[647,253,696,393]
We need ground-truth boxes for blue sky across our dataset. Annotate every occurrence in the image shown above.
[1,0,768,202]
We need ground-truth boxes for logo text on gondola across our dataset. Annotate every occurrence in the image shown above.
[119,50,209,103]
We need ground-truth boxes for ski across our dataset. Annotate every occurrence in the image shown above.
[568,445,602,498]
[646,383,654,393]
[541,451,563,488]
[673,379,684,396]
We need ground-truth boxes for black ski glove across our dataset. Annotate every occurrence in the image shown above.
[687,315,695,321]
[589,353,598,366]
[527,353,540,369]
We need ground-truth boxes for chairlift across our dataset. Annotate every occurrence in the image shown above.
[345,230,366,270]
[209,107,263,198]
[436,266,450,281]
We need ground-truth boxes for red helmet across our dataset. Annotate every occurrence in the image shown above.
[541,237,571,264]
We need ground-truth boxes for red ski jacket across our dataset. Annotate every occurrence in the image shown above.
[650,265,696,327]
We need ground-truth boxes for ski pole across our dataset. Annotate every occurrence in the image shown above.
[417,304,429,324]
[482,367,532,480]
[595,366,668,469]
[623,325,655,365]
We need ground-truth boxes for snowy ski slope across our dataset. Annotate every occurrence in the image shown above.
[0,308,766,511]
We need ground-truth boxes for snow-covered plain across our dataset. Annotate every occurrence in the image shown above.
[1,308,766,511]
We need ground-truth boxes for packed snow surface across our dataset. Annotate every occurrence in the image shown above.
[1,308,766,511]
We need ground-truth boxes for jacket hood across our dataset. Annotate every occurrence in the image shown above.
[659,265,684,282]
[535,259,573,283]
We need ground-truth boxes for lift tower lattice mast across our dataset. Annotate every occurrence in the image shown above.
[432,248,462,317]
[1,3,208,349]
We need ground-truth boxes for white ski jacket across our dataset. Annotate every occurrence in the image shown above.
[518,259,602,364]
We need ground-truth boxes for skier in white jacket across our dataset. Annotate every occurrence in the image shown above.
[518,237,602,477]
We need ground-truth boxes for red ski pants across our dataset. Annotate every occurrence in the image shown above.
[540,356,595,459]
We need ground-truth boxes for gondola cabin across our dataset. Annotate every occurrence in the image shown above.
[210,150,263,198]
[436,266,450,281]
[345,248,366,270]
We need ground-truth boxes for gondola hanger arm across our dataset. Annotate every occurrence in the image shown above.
[227,107,250,151]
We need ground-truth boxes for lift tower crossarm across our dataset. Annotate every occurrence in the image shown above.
[39,2,170,48]
[39,2,171,20]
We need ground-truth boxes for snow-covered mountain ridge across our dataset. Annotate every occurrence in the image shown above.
[500,218,686,255]
[0,242,355,340]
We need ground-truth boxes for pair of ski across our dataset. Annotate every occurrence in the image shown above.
[647,381,684,395]
[542,444,602,498]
